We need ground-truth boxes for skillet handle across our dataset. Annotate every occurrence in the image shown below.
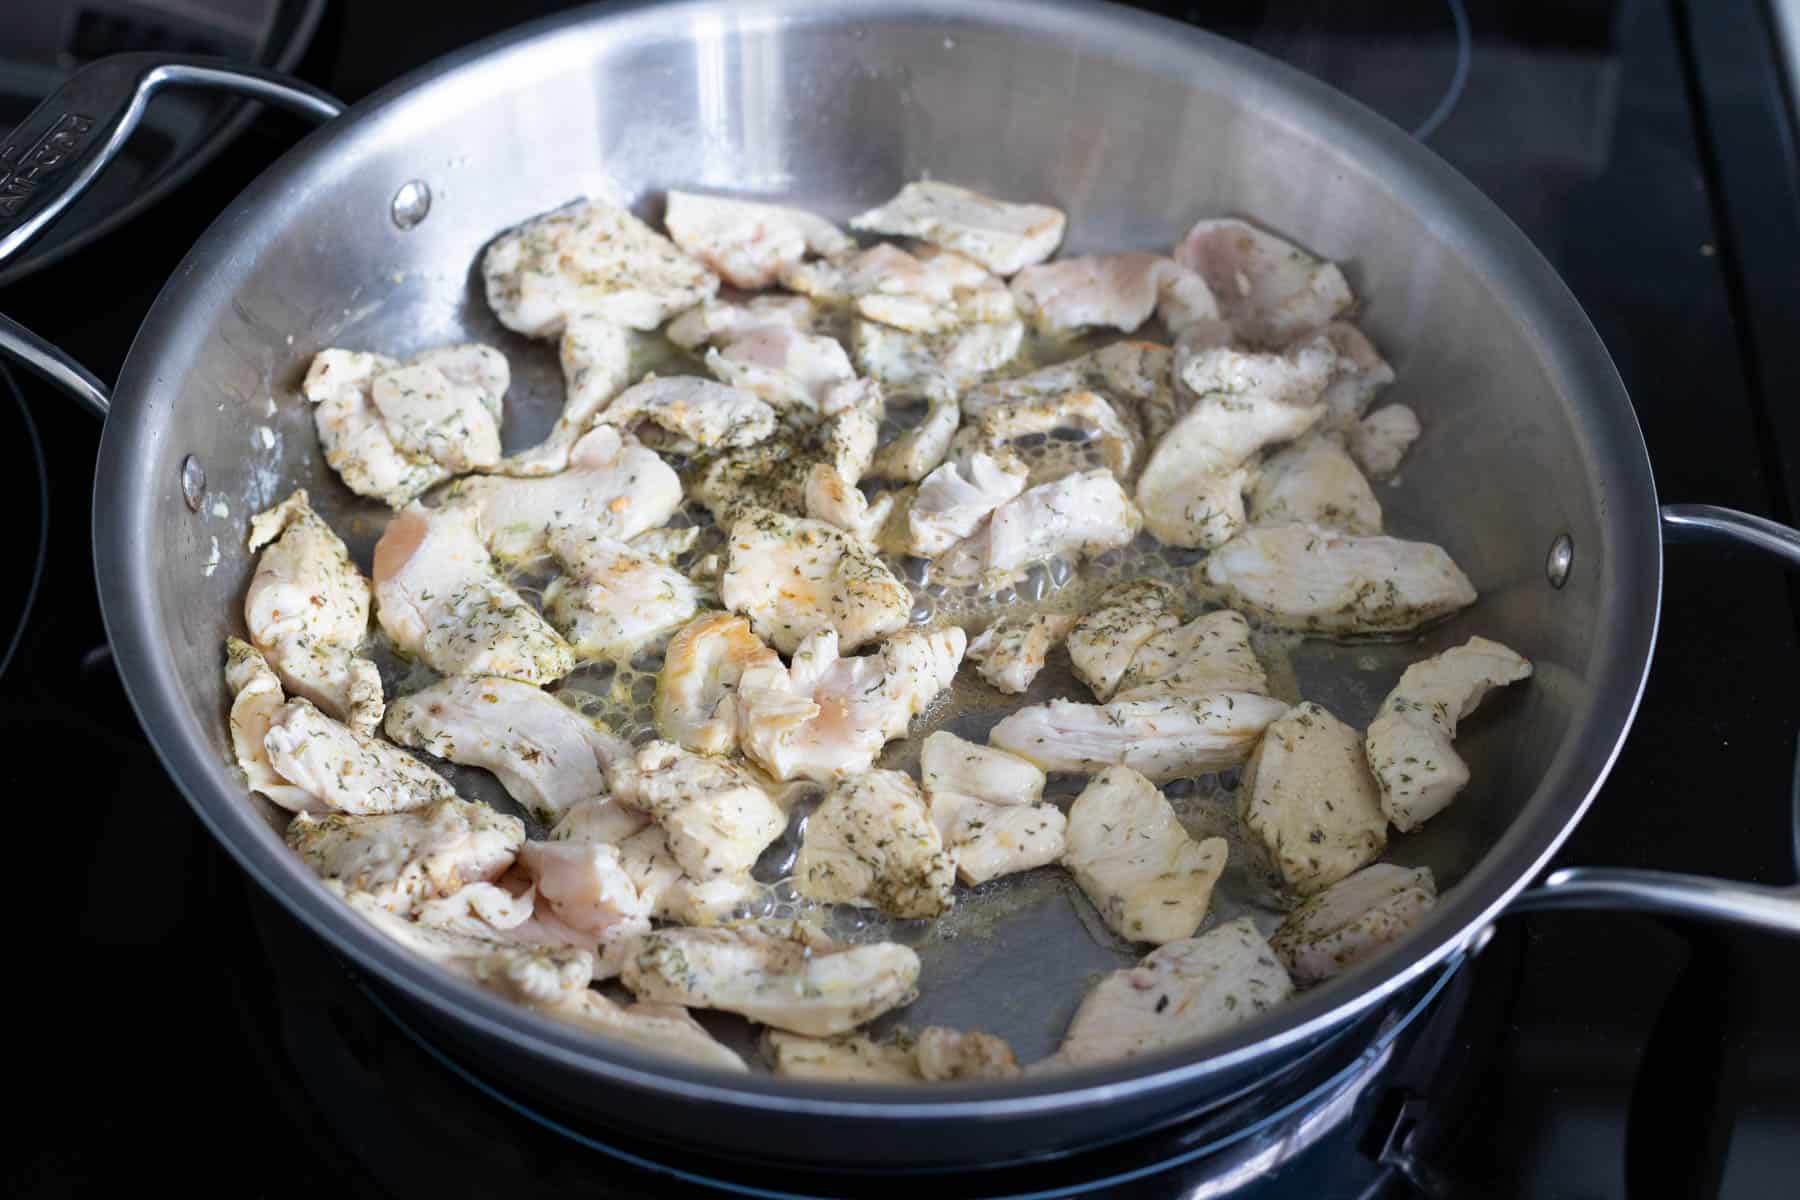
[0,53,344,417]
[1512,503,1800,935]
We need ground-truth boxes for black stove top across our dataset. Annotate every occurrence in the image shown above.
[7,2,1799,1196]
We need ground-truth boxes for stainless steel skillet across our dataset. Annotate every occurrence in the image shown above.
[4,0,1799,1170]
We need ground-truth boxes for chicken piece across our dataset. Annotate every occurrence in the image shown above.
[597,375,776,454]
[300,350,447,508]
[631,740,786,879]
[482,200,717,337]
[448,424,683,563]
[1114,609,1269,702]
[369,351,505,476]
[1062,766,1228,944]
[693,398,879,525]
[966,611,1076,695]
[737,627,965,782]
[613,822,757,925]
[915,1027,1021,1080]
[549,796,652,846]
[852,316,1024,393]
[764,1027,1018,1082]
[989,692,1288,782]
[547,988,749,1072]
[785,243,1016,333]
[1066,579,1185,701]
[226,640,319,812]
[1135,332,1335,549]
[666,293,817,350]
[1172,218,1353,346]
[383,676,635,825]
[628,525,700,564]
[905,451,1028,558]
[932,468,1141,588]
[1349,404,1421,479]
[920,731,1065,885]
[1009,252,1219,334]
[1246,433,1382,535]
[1239,702,1386,895]
[720,508,911,654]
[1050,918,1294,1067]
[413,879,539,936]
[341,887,594,1004]
[621,920,921,1036]
[1202,524,1478,637]
[256,689,456,815]
[243,492,383,734]
[1271,864,1437,984]
[850,181,1065,275]
[662,191,852,289]
[869,394,960,483]
[654,613,784,754]
[795,768,955,918]
[372,504,575,685]
[515,839,651,947]
[542,528,702,662]
[952,389,1143,481]
[287,795,524,915]
[1317,322,1394,424]
[705,327,858,414]
[804,462,895,544]
[1364,636,1533,831]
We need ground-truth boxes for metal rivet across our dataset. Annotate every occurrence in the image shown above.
[391,180,431,230]
[180,455,206,512]
[1546,533,1573,589]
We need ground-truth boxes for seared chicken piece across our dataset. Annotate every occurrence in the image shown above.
[705,327,858,414]
[515,839,652,946]
[1050,917,1293,1067]
[953,389,1143,481]
[1172,218,1353,346]
[482,200,717,337]
[720,508,911,654]
[303,346,505,507]
[850,181,1065,275]
[1365,636,1533,831]
[765,1027,1019,1082]
[631,740,786,879]
[547,988,749,1072]
[1271,864,1437,983]
[1114,609,1269,702]
[449,424,683,563]
[662,191,852,289]
[491,316,638,478]
[226,639,320,812]
[1135,331,1334,549]
[785,243,1016,333]
[1246,432,1382,535]
[1062,766,1228,944]
[966,611,1076,694]
[1349,403,1421,479]
[804,462,895,545]
[1067,579,1185,701]
[372,504,575,685]
[932,469,1141,588]
[542,527,701,662]
[621,920,921,1036]
[905,451,1028,558]
[628,525,700,564]
[795,768,956,918]
[915,1027,1021,1080]
[989,692,1288,782]
[920,731,1066,885]
[613,822,757,926]
[287,795,523,914]
[737,626,965,782]
[869,393,960,483]
[413,879,538,937]
[666,293,816,350]
[1239,702,1386,895]
[383,676,635,825]
[852,316,1024,394]
[341,887,594,1004]
[549,795,652,846]
[244,491,383,734]
[1202,524,1478,637]
[1317,322,1395,424]
[263,699,456,815]
[654,613,784,754]
[598,375,777,453]
[1009,252,1219,334]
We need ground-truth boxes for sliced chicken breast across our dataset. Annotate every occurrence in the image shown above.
[1172,218,1353,346]
[666,293,816,350]
[850,181,1066,275]
[514,839,652,945]
[804,462,895,545]
[1201,524,1478,637]
[542,527,702,662]
[620,920,921,1036]
[705,327,858,414]
[905,451,1028,558]
[966,610,1077,695]
[988,691,1288,782]
[287,795,524,914]
[1066,579,1185,701]
[1009,252,1218,334]
[795,768,956,918]
[869,393,961,484]
[1364,636,1532,831]
[598,375,777,454]
[1349,403,1421,479]
[1062,765,1228,944]
[662,191,852,289]
[785,243,1015,333]
[301,349,448,508]
[369,353,504,475]
[951,388,1143,481]
[547,988,749,1072]
[1271,864,1437,983]
[1113,609,1269,702]
[226,639,320,812]
[932,468,1141,589]
[852,316,1024,393]
[654,613,784,755]
[765,1026,1019,1082]
[920,731,1065,886]
[720,507,912,654]
[631,740,786,879]
[1246,432,1383,535]
[1239,702,1387,895]
[1317,322,1395,424]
